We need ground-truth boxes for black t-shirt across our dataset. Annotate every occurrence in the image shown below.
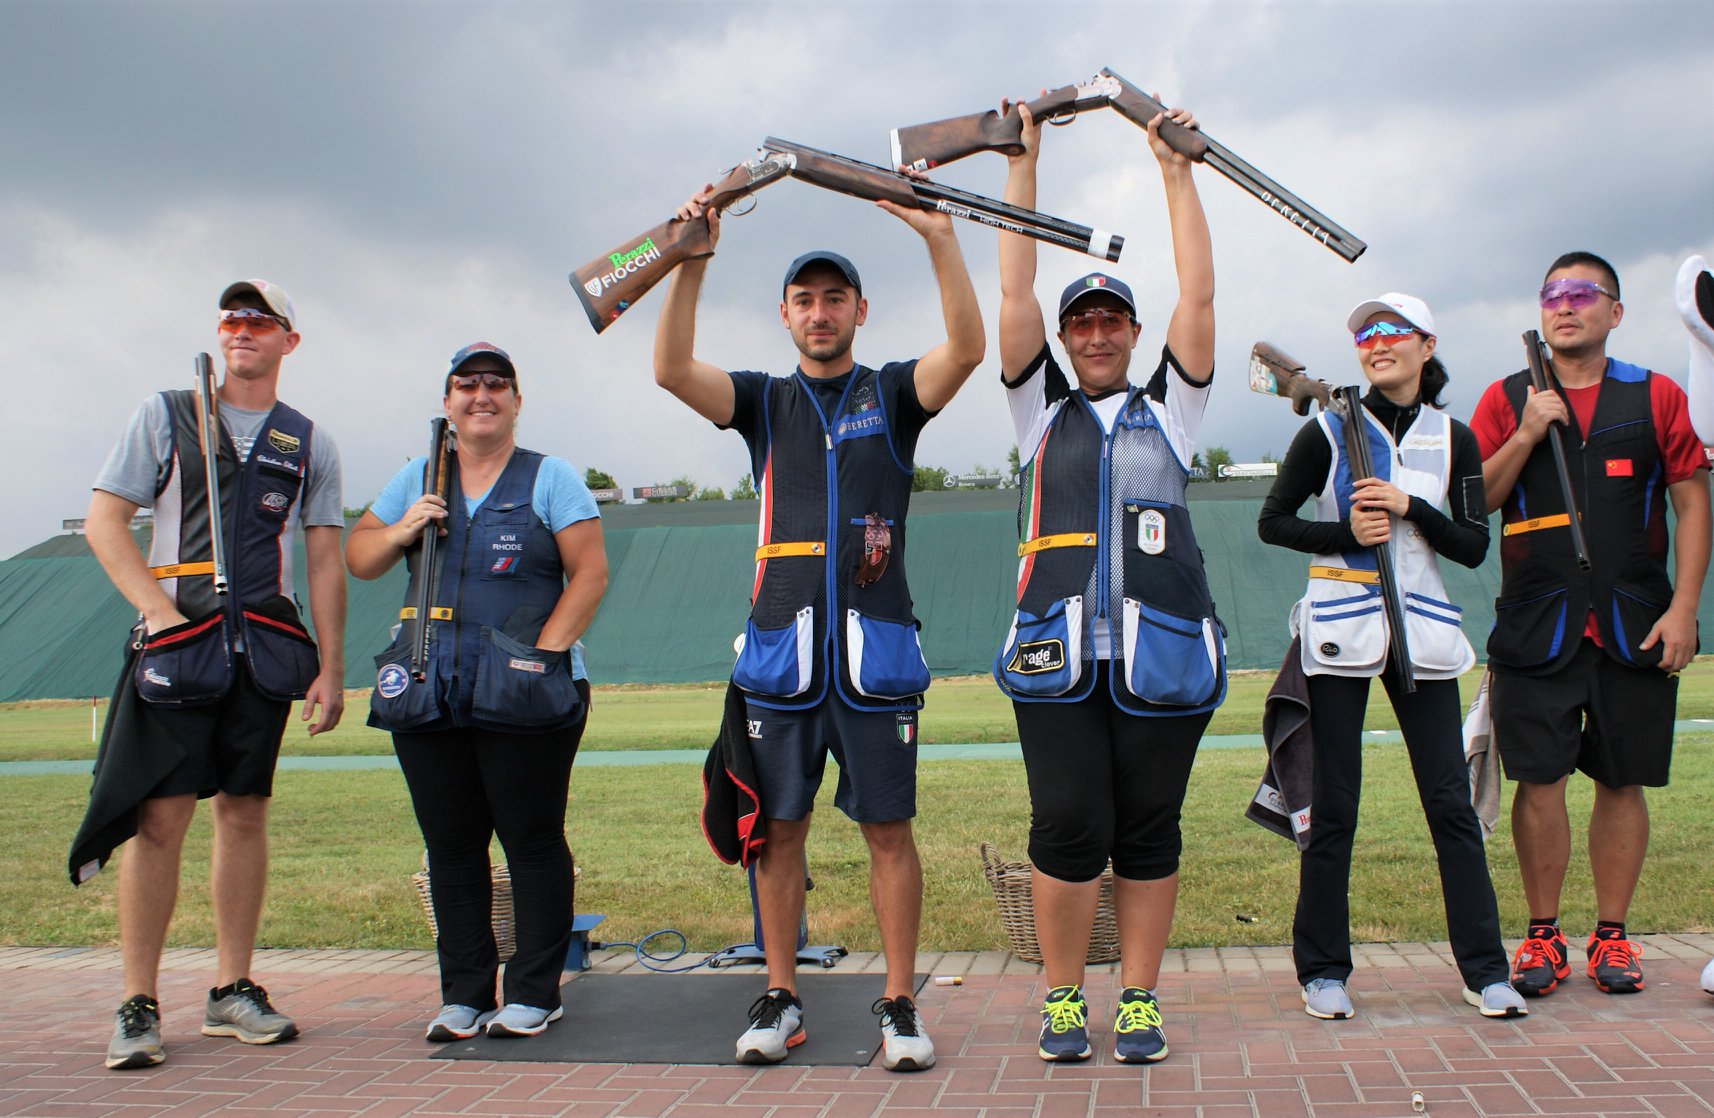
[1257,389,1490,569]
[722,361,936,469]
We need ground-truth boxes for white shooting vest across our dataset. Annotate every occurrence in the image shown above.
[1291,404,1475,680]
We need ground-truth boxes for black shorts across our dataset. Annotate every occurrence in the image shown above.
[141,660,292,799]
[1490,639,1677,789]
[743,695,918,824]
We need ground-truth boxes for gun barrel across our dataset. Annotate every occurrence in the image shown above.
[411,418,453,681]
[1335,386,1414,692]
[1523,331,1592,571]
[194,353,229,597]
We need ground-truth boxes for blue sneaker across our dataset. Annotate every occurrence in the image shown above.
[1037,985,1091,1062]
[1112,987,1168,1063]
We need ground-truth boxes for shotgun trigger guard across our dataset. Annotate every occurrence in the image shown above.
[726,194,757,217]
[1046,111,1078,127]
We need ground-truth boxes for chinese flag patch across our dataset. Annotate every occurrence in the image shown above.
[1605,459,1633,476]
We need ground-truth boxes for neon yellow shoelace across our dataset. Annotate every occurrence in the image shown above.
[1114,995,1162,1034]
[1042,989,1087,1032]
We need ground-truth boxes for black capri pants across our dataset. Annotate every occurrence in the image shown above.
[1014,661,1210,882]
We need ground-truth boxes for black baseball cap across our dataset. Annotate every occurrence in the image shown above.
[782,250,862,295]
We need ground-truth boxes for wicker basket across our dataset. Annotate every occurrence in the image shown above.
[410,857,517,963]
[979,842,1120,964]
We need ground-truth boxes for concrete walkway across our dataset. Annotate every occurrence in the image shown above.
[6,935,1714,1117]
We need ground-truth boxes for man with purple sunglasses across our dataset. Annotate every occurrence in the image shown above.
[1469,251,1709,1000]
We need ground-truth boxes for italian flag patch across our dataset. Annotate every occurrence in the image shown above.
[896,713,917,745]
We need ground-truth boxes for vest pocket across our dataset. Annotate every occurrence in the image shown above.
[1300,586,1388,673]
[1487,586,1569,669]
[471,626,583,729]
[845,610,931,700]
[1402,592,1475,674]
[1119,597,1222,706]
[369,639,444,731]
[1608,582,1671,669]
[996,595,1084,697]
[733,606,815,698]
[134,611,233,705]
[240,596,321,701]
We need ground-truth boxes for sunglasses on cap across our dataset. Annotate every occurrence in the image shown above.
[1353,321,1418,348]
[217,308,289,334]
[1539,277,1617,310]
[1061,307,1134,335]
[449,372,514,392]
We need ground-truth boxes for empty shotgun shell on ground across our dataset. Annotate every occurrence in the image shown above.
[932,976,963,986]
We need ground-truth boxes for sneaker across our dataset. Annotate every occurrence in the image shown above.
[1302,977,1354,1020]
[1586,931,1645,993]
[425,1004,497,1041]
[1511,926,1571,997]
[1037,984,1091,1062]
[1462,981,1528,1018]
[736,988,805,1064]
[1701,957,1714,996]
[484,1004,563,1037]
[873,994,935,1071]
[106,994,164,1070]
[202,979,298,1044]
[1112,987,1168,1063]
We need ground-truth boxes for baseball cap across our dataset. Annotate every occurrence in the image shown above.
[447,342,517,379]
[1058,273,1136,320]
[783,250,862,295]
[1346,292,1436,336]
[219,279,296,331]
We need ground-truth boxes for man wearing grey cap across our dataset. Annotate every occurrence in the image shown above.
[654,184,983,1070]
[75,279,346,1070]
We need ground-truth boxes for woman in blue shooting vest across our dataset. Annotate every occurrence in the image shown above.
[346,343,607,1042]
[993,99,1223,1066]
[1257,294,1523,1021]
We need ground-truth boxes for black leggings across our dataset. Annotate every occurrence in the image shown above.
[1293,672,1508,989]
[393,682,588,1011]
[1014,662,1209,882]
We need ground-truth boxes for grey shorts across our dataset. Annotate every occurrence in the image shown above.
[743,696,918,823]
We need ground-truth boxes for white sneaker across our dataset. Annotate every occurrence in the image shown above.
[484,1003,562,1037]
[736,988,804,1064]
[1463,982,1528,1018]
[1302,978,1354,1020]
[1701,957,1714,996]
[873,994,935,1071]
[425,1004,497,1041]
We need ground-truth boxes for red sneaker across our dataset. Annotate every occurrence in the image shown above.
[1586,933,1645,994]
[1511,928,1570,997]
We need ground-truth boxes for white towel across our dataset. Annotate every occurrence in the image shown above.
[1461,669,1501,839]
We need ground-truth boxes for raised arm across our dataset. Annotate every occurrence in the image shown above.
[652,185,736,425]
[1152,105,1214,381]
[997,100,1048,381]
[876,185,984,412]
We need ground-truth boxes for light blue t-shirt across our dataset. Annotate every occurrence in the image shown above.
[370,453,600,679]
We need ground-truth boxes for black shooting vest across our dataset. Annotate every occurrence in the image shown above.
[132,391,320,704]
[369,449,584,733]
[733,366,928,712]
[1488,360,1684,673]
[994,385,1225,715]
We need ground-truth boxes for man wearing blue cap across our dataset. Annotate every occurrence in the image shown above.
[990,99,1220,1065]
[654,185,983,1071]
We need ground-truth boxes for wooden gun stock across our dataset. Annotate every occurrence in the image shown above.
[1523,330,1592,571]
[411,418,456,681]
[1246,342,1331,416]
[890,78,1119,170]
[1333,385,1415,692]
[569,152,793,334]
[193,352,229,597]
[764,137,1124,262]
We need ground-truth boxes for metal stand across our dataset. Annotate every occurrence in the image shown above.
[707,860,848,969]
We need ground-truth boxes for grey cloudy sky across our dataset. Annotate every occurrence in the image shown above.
[3,0,1711,561]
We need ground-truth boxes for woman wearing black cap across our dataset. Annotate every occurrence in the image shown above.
[346,343,607,1041]
[992,99,1221,1065]
[1257,293,1522,1021]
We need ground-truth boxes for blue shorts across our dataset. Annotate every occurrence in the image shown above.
[743,696,918,823]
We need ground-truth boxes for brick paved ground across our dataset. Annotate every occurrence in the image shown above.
[4,936,1714,1117]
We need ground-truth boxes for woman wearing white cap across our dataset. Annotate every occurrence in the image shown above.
[1257,294,1524,1020]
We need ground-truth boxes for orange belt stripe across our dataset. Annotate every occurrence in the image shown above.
[150,561,215,579]
[754,541,826,560]
[1018,532,1098,557]
[399,606,454,621]
[1307,565,1381,585]
[1501,513,1573,537]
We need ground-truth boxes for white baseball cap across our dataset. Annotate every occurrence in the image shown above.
[1346,292,1435,337]
[219,279,296,331]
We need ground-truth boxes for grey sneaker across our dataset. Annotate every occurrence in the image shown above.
[202,979,299,1044]
[426,1004,497,1041]
[1463,981,1528,1018]
[736,988,805,1064]
[484,1003,563,1038]
[1302,978,1354,1020]
[873,994,935,1072]
[106,995,164,1069]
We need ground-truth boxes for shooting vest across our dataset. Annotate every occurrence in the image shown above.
[132,391,320,704]
[369,449,584,734]
[732,367,928,712]
[1292,403,1474,680]
[994,385,1225,715]
[1488,360,1681,673]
